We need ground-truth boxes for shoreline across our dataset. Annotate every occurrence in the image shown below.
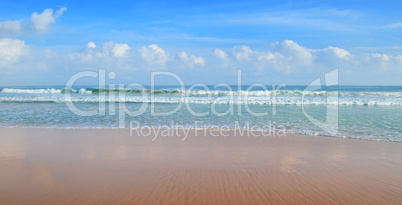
[1,127,402,204]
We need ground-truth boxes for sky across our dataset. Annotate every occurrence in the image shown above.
[0,0,401,86]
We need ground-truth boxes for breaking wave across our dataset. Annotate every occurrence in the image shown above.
[0,96,401,106]
[2,87,402,97]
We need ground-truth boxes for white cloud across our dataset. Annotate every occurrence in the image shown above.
[87,42,96,49]
[238,40,315,73]
[312,46,355,68]
[213,48,228,60]
[178,51,188,61]
[363,53,402,72]
[178,51,205,67]
[64,41,134,71]
[213,48,232,67]
[0,38,28,69]
[270,40,313,66]
[111,43,131,58]
[225,40,402,74]
[228,41,377,75]
[191,55,206,66]
[55,7,67,18]
[0,8,66,37]
[139,44,171,66]
[100,41,131,58]
[69,41,131,62]
[322,46,350,59]
[31,7,67,33]
[232,45,253,62]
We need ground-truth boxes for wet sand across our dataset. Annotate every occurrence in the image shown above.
[0,128,401,204]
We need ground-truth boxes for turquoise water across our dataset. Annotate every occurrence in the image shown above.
[0,86,401,142]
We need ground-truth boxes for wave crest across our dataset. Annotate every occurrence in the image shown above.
[2,87,402,97]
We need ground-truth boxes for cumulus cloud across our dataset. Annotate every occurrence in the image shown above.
[213,48,228,60]
[65,41,133,71]
[236,40,315,73]
[232,45,253,62]
[223,40,402,74]
[111,43,131,58]
[312,46,356,69]
[213,48,232,67]
[269,40,313,66]
[0,7,66,37]
[231,41,313,73]
[363,53,402,72]
[178,51,205,67]
[229,40,359,74]
[69,41,131,62]
[1,36,400,85]
[322,46,350,59]
[0,38,28,69]
[31,7,67,33]
[139,44,171,66]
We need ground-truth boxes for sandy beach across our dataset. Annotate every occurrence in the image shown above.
[0,128,401,204]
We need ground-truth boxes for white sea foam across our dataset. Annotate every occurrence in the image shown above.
[0,95,401,105]
[1,87,402,97]
[1,88,63,94]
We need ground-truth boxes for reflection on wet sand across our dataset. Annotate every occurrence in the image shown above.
[0,137,25,159]
[0,128,401,204]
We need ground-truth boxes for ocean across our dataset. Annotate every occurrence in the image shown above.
[0,85,401,142]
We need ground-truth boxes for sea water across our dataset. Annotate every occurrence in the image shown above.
[0,85,401,142]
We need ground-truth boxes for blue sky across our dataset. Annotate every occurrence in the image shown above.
[0,0,401,86]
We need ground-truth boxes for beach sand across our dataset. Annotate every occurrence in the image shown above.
[0,128,401,204]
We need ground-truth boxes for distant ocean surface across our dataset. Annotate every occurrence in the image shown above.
[0,85,401,142]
